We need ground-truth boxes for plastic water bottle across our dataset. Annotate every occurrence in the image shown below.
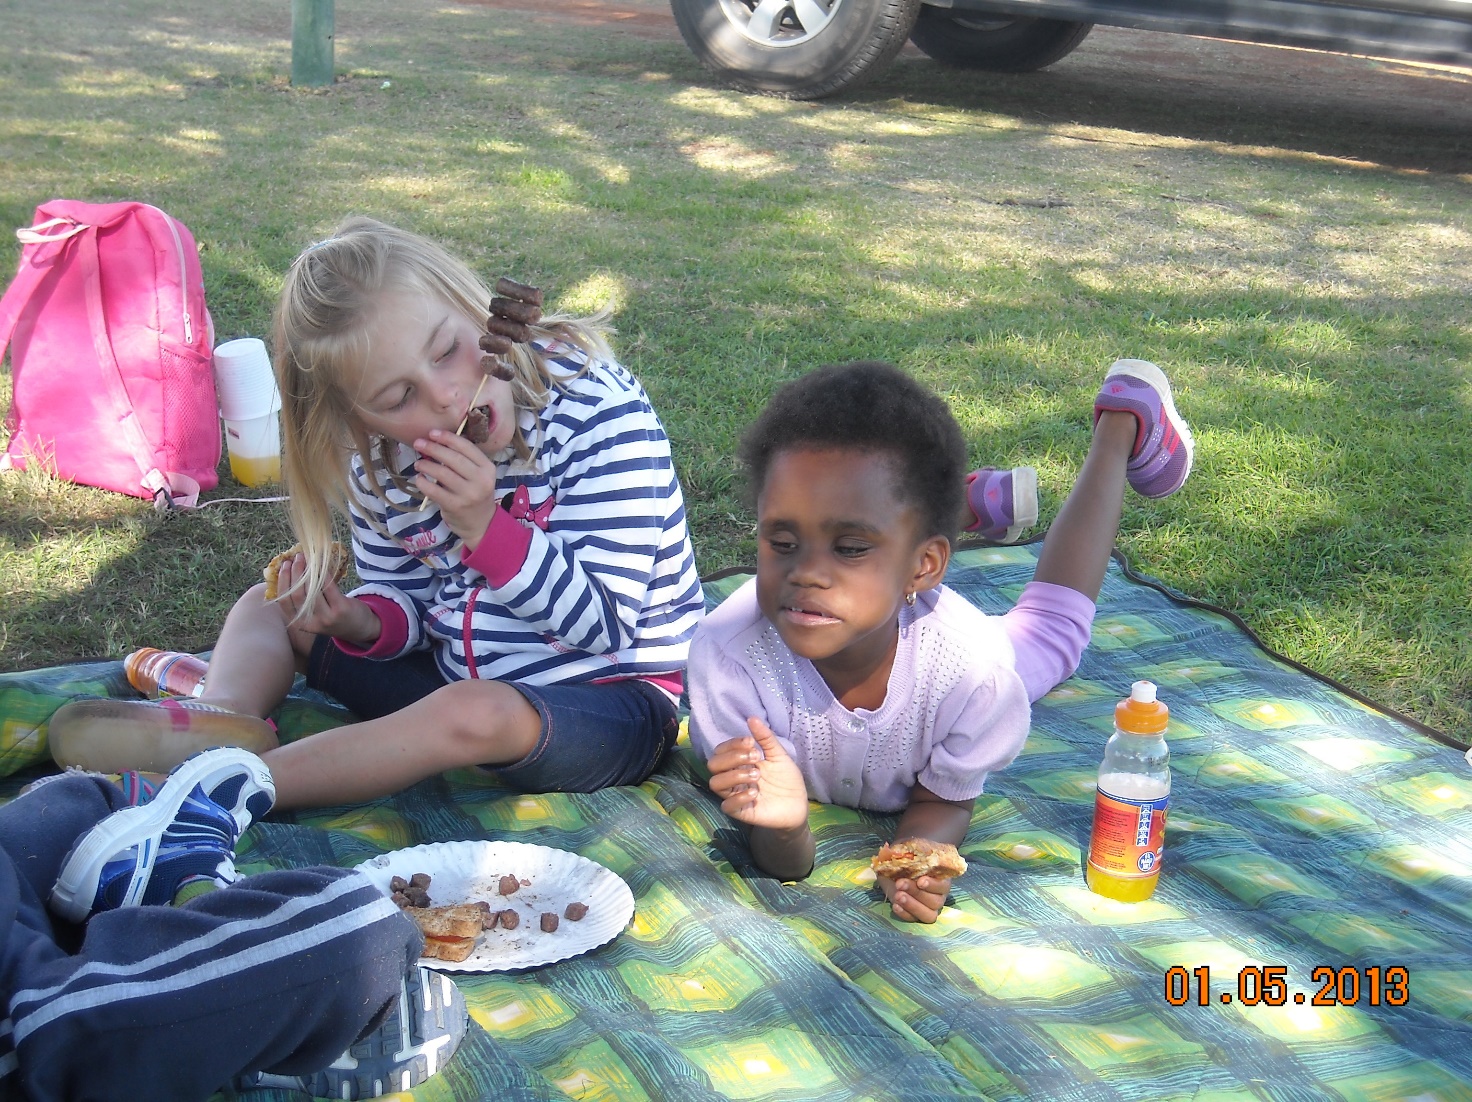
[124,647,209,698]
[1085,680,1171,902]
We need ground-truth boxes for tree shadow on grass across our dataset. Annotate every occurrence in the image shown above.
[835,31,1469,176]
[0,481,294,672]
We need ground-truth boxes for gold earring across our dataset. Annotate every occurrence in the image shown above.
[905,591,916,607]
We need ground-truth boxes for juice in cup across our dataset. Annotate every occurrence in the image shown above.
[223,408,281,486]
[228,450,282,487]
[215,338,282,486]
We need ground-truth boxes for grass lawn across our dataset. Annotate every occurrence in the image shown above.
[1,0,1468,741]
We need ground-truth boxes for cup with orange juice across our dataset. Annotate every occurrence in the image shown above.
[213,337,281,486]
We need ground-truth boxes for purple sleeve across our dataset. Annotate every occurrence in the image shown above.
[1001,580,1096,702]
[688,582,802,766]
[917,666,1032,804]
[688,626,797,764]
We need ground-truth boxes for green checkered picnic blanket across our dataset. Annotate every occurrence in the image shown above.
[2,544,1468,1101]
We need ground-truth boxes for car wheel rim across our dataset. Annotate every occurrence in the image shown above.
[718,0,844,47]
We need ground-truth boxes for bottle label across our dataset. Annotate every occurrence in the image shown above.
[1087,787,1168,878]
[153,653,208,698]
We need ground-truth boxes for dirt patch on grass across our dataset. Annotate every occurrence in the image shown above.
[457,0,683,38]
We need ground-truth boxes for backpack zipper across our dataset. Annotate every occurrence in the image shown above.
[156,207,194,345]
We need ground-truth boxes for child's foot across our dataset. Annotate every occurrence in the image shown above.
[48,747,276,923]
[46,697,278,775]
[964,466,1039,543]
[113,758,276,834]
[235,965,468,1099]
[1094,359,1195,499]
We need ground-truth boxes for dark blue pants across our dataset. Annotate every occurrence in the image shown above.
[307,638,680,792]
[0,774,421,1102]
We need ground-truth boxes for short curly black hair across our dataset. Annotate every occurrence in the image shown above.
[738,361,969,542]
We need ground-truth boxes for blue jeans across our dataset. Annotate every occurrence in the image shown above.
[306,637,679,793]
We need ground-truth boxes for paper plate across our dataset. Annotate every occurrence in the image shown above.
[355,840,634,973]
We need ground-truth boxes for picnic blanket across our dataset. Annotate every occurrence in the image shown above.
[1,543,1468,1101]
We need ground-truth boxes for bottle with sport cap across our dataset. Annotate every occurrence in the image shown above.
[1086,680,1171,902]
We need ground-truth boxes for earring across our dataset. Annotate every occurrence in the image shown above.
[905,591,916,607]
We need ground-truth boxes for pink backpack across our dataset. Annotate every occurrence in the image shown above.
[0,200,221,507]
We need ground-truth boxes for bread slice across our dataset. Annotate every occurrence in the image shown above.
[412,904,484,962]
[412,903,484,939]
[870,838,968,881]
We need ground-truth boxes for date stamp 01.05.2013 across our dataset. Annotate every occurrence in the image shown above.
[1164,965,1409,1007]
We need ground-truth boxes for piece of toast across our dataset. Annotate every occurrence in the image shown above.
[412,904,484,962]
[870,838,968,881]
[262,541,348,601]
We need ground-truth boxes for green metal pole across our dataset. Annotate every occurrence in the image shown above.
[291,0,335,88]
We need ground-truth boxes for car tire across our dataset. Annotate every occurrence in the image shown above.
[670,0,924,99]
[907,8,1093,71]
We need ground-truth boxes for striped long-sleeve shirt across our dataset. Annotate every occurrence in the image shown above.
[341,341,704,698]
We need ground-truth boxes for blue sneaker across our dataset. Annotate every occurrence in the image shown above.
[236,966,468,1099]
[48,747,276,923]
[113,751,276,835]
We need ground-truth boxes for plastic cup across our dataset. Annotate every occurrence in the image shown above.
[213,337,280,421]
[214,337,282,486]
[223,409,282,486]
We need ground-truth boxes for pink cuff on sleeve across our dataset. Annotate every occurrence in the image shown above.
[463,507,534,588]
[332,594,410,659]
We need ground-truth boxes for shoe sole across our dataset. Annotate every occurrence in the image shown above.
[1105,358,1196,496]
[47,698,278,775]
[333,967,467,1096]
[242,966,468,1099]
[48,748,270,923]
[1004,465,1039,539]
[968,466,1040,544]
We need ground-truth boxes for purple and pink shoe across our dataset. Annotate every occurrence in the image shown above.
[964,466,1039,543]
[1094,359,1195,499]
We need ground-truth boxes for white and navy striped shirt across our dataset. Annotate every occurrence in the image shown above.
[344,341,703,697]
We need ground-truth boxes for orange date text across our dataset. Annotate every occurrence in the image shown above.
[1163,965,1409,1007]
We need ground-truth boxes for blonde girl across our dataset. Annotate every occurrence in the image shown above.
[75,217,704,809]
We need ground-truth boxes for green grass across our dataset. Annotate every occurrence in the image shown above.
[1,0,1468,741]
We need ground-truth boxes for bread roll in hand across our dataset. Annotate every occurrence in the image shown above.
[263,542,347,601]
[870,838,967,882]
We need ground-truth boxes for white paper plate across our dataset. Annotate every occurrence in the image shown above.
[355,840,634,973]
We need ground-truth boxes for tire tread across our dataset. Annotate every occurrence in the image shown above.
[672,0,924,98]
[907,10,1093,72]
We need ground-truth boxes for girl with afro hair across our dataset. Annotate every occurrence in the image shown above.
[688,358,1193,922]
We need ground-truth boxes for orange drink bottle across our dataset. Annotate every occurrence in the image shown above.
[1086,680,1171,902]
[124,647,209,698]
